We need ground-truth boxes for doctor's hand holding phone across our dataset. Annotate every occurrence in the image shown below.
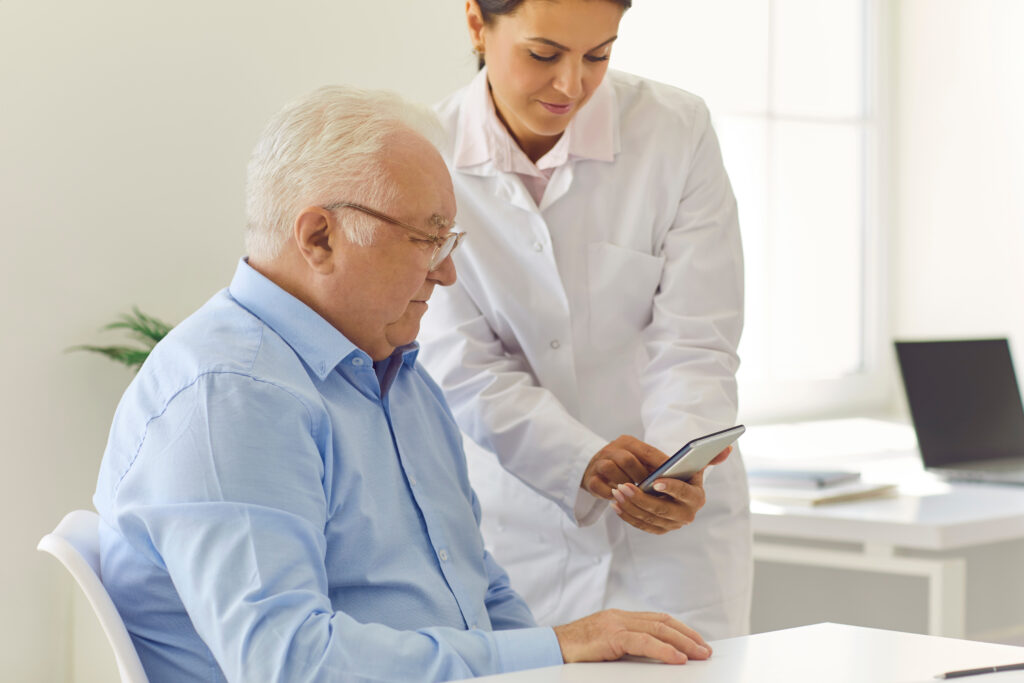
[580,426,744,535]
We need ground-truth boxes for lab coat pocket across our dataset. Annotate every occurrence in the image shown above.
[587,242,666,351]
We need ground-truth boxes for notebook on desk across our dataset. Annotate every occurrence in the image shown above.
[895,339,1024,484]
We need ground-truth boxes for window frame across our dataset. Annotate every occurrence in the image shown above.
[736,0,892,423]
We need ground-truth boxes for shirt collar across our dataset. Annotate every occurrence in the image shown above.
[373,343,420,395]
[453,67,618,173]
[397,343,420,368]
[228,259,422,381]
[227,258,359,380]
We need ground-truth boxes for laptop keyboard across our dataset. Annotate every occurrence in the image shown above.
[933,458,1024,484]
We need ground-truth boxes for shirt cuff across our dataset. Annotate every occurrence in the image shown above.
[568,434,610,527]
[573,488,606,527]
[493,627,563,673]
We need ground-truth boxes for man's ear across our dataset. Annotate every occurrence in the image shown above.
[293,207,337,273]
[466,1,487,53]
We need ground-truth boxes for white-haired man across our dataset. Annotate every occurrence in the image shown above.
[93,85,712,682]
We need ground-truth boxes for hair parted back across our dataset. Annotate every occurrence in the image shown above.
[474,0,632,69]
[245,85,444,261]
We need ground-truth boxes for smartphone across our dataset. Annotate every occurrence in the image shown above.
[635,425,746,493]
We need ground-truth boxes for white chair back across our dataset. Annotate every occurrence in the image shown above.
[38,510,149,683]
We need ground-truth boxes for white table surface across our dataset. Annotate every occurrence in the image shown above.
[742,418,1024,550]
[465,623,1024,683]
[751,481,1024,549]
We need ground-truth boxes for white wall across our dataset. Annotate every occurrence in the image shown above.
[891,0,1024,370]
[4,0,1024,679]
[0,2,473,680]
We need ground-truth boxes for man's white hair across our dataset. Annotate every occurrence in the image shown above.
[245,85,444,261]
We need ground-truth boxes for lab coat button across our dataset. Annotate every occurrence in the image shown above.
[550,340,560,349]
[532,241,544,252]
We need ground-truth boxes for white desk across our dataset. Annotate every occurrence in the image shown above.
[744,419,1024,638]
[466,623,1024,682]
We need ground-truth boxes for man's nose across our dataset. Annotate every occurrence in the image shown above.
[429,253,457,286]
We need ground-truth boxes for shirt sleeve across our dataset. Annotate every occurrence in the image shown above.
[465,486,549,633]
[419,281,608,525]
[639,100,744,450]
[109,371,561,682]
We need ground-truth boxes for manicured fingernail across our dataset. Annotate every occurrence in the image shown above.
[653,483,667,492]
[611,488,625,504]
[620,485,636,498]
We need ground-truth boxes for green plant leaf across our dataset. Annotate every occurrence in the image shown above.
[103,307,173,347]
[68,308,175,372]
[66,344,152,369]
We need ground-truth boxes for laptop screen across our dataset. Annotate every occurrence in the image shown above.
[895,339,1024,467]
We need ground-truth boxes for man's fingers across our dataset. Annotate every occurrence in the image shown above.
[634,614,713,659]
[554,609,709,665]
[617,631,688,664]
[615,614,712,663]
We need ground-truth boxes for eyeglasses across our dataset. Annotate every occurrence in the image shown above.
[323,201,466,271]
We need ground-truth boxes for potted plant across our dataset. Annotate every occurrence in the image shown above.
[70,308,174,372]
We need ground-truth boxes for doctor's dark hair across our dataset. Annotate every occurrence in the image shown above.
[475,0,632,69]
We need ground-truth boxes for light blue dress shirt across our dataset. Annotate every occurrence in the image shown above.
[93,259,562,682]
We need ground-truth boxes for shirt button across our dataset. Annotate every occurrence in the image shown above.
[550,340,560,349]
[532,241,544,252]
[438,549,449,562]
[409,477,417,487]
[470,622,478,629]
[351,357,365,366]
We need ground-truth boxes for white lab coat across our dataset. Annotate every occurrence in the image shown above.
[419,69,753,640]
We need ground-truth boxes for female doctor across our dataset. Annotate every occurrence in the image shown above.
[419,0,752,640]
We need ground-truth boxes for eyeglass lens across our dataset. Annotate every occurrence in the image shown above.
[429,233,459,270]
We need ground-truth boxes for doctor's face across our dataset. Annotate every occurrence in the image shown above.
[469,0,624,161]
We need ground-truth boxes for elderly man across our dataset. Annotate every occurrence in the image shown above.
[93,85,712,681]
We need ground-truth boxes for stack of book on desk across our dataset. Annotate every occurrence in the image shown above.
[747,468,898,506]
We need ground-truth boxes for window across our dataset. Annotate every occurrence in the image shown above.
[615,0,886,421]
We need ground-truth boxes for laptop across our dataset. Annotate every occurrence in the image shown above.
[895,339,1024,484]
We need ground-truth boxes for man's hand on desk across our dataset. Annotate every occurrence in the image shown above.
[581,435,731,535]
[553,609,712,664]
